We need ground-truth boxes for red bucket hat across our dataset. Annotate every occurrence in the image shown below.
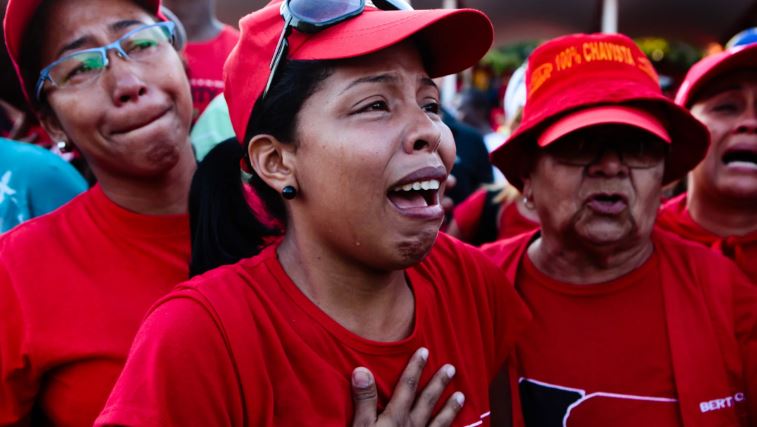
[491,32,710,191]
[224,1,493,144]
[3,0,164,104]
[675,42,757,108]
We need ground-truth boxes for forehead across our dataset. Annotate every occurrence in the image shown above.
[40,0,153,59]
[692,70,757,104]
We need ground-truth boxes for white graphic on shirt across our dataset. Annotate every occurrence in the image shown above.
[0,171,16,203]
[520,377,678,427]
[462,410,491,427]
[0,170,24,230]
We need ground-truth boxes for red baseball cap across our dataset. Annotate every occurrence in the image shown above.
[224,1,494,144]
[675,43,757,107]
[491,33,710,191]
[3,0,164,104]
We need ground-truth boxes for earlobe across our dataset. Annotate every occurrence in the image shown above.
[248,134,296,191]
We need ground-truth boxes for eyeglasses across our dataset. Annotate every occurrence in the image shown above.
[35,22,177,101]
[544,128,669,168]
[263,0,413,100]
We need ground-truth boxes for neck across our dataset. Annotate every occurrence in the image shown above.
[168,1,223,42]
[95,143,196,215]
[687,184,757,237]
[277,230,415,342]
[528,232,654,284]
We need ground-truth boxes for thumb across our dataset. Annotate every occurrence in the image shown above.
[351,367,378,427]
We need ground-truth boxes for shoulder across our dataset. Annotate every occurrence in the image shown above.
[0,190,91,252]
[656,193,688,228]
[423,232,498,273]
[480,231,534,267]
[167,248,277,317]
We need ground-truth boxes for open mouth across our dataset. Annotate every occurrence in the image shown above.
[586,193,627,215]
[387,179,440,209]
[722,149,757,169]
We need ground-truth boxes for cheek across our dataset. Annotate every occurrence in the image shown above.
[439,128,456,171]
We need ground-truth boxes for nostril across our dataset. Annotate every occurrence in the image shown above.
[413,140,428,151]
[119,94,131,103]
[138,87,147,96]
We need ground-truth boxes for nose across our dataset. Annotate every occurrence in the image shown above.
[104,49,148,106]
[401,106,443,154]
[586,148,629,178]
[734,102,757,134]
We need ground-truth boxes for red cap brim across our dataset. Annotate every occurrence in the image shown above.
[675,43,757,107]
[224,2,493,144]
[537,105,671,147]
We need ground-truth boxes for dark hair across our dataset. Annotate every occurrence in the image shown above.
[188,59,333,276]
[17,2,56,112]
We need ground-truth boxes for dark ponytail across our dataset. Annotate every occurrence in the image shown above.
[188,59,333,276]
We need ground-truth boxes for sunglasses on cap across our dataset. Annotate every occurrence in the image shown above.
[35,22,177,101]
[544,127,669,168]
[263,0,413,100]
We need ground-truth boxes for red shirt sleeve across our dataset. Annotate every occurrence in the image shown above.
[96,294,244,426]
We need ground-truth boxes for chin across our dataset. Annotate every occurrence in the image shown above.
[394,229,439,267]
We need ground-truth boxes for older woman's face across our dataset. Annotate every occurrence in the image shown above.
[689,71,757,201]
[38,0,193,180]
[524,125,665,248]
[288,42,456,271]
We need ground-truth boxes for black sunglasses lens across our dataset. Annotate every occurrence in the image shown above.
[288,0,364,24]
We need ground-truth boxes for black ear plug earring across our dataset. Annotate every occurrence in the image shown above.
[281,185,297,200]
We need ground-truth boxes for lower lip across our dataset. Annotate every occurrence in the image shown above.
[587,198,627,215]
[388,199,445,221]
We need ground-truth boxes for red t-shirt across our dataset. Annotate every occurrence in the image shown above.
[483,230,757,426]
[0,185,190,426]
[183,25,240,119]
[96,233,530,426]
[515,252,682,426]
[657,193,757,283]
[452,188,538,245]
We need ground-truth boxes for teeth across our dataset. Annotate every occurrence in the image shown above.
[393,179,441,192]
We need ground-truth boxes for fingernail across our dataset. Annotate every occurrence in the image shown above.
[418,347,429,361]
[352,369,372,388]
[453,392,465,406]
[445,364,456,378]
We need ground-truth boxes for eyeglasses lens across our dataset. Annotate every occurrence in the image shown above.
[46,24,172,92]
[288,0,364,26]
[548,131,667,168]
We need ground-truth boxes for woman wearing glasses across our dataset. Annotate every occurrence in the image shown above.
[97,1,530,426]
[483,33,757,426]
[0,0,195,424]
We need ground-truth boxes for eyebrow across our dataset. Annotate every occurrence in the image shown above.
[340,73,439,95]
[56,19,146,58]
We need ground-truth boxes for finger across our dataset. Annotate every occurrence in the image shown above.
[351,367,378,427]
[428,392,465,427]
[383,347,429,419]
[410,364,456,425]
